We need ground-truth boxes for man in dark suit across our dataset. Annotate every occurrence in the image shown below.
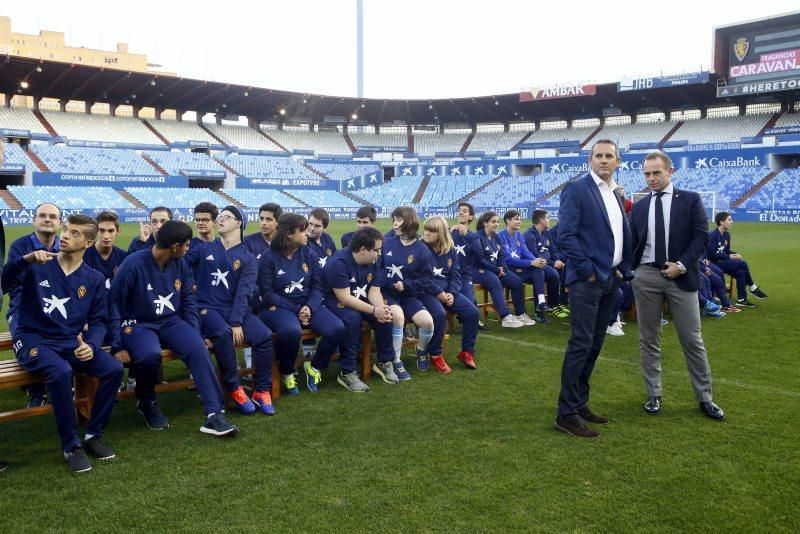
[0,138,7,472]
[629,151,724,421]
[555,139,633,438]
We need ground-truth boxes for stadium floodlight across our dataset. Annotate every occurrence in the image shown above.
[150,80,156,86]
[20,81,28,89]
[36,66,42,73]
[279,109,286,115]
[351,113,358,120]
[243,91,249,97]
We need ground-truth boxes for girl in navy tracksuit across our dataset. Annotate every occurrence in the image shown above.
[422,216,480,371]
[258,213,345,394]
[378,206,439,374]
[470,212,529,328]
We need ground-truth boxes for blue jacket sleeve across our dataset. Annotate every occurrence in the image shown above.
[179,260,200,331]
[447,252,463,294]
[470,235,499,275]
[305,257,323,311]
[1,257,27,295]
[84,275,107,353]
[108,259,134,354]
[706,230,730,262]
[558,182,594,281]
[228,255,256,326]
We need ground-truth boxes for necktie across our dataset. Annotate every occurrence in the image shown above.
[654,192,667,267]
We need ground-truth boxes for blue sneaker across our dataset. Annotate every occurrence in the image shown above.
[252,390,276,415]
[536,302,553,313]
[416,346,430,372]
[702,308,726,318]
[393,361,411,381]
[200,412,238,437]
[703,300,722,313]
[230,386,256,415]
[282,374,300,395]
[303,361,322,393]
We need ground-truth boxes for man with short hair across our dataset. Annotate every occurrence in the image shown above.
[2,214,124,472]
[244,203,282,260]
[304,208,337,357]
[450,202,487,329]
[192,202,218,246]
[524,209,569,319]
[341,206,377,248]
[7,202,63,408]
[110,220,238,437]
[128,206,173,253]
[630,151,724,421]
[708,212,767,307]
[555,139,633,438]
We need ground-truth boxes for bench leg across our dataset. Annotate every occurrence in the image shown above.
[361,327,372,379]
[271,359,281,400]
[75,375,98,425]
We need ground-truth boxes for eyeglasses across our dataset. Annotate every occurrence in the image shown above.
[195,218,213,224]
[217,215,235,222]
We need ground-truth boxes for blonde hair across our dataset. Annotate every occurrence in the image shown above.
[423,216,453,255]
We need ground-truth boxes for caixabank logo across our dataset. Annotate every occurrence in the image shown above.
[693,156,761,168]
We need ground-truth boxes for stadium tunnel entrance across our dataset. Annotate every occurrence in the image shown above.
[511,164,544,176]
[771,153,800,172]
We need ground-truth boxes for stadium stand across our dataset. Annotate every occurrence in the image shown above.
[268,129,352,156]
[771,112,800,129]
[349,132,408,150]
[307,161,382,181]
[741,168,800,210]
[290,190,363,208]
[126,187,226,208]
[9,186,134,209]
[1,142,30,166]
[469,172,575,207]
[350,176,424,209]
[221,188,306,209]
[525,125,599,145]
[223,153,319,180]
[146,119,220,144]
[413,132,469,156]
[415,175,492,207]
[205,123,284,152]
[468,131,528,154]
[670,166,773,210]
[31,145,160,176]
[599,121,675,149]
[670,115,772,144]
[0,106,49,135]
[144,150,225,175]
[0,197,9,209]
[41,111,165,145]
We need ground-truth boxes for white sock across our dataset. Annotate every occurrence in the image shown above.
[417,327,433,353]
[84,433,95,441]
[750,284,758,291]
[537,294,546,304]
[392,326,403,362]
[243,347,252,368]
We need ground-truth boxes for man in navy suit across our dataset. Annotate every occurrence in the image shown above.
[554,139,633,438]
[629,152,724,420]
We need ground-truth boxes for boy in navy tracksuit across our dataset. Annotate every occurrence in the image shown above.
[524,209,569,318]
[110,220,238,437]
[128,206,172,253]
[189,206,276,415]
[422,216,480,372]
[303,208,337,359]
[2,214,124,473]
[340,206,377,249]
[498,210,552,324]
[707,211,767,307]
[450,203,479,307]
[6,203,63,408]
[258,213,345,394]
[322,228,400,386]
[244,203,282,260]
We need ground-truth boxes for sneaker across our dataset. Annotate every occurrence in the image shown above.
[534,312,551,325]
[126,377,137,391]
[302,348,317,359]
[661,318,669,325]
[83,436,116,460]
[372,362,400,384]
[252,390,276,415]
[736,298,756,308]
[721,305,742,314]
[501,315,524,328]
[750,287,768,299]
[553,305,570,319]
[430,355,451,374]
[478,321,488,330]
[536,302,553,313]
[703,300,722,313]
[64,446,92,473]
[26,395,47,409]
[457,350,477,370]
[200,412,239,437]
[393,361,412,381]
[137,400,169,430]
[606,323,624,336]
[303,361,322,392]
[516,313,536,326]
[702,309,726,318]
[230,386,256,415]
[282,373,300,395]
[337,372,370,393]
[416,346,430,371]
[404,324,416,341]
[0,460,7,472]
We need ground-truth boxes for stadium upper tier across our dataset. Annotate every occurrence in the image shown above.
[351,176,424,208]
[32,145,160,175]
[9,186,134,209]
[221,188,306,209]
[671,115,771,144]
[144,151,225,175]
[468,131,527,154]
[414,132,469,156]
[349,132,408,150]
[308,162,382,181]
[0,107,48,135]
[42,111,165,145]
[223,153,318,180]
[267,129,352,156]
[205,123,283,151]
[146,119,219,145]
[126,187,227,208]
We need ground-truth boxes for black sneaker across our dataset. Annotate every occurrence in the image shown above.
[736,298,756,308]
[200,412,239,437]
[750,288,768,299]
[0,460,8,472]
[26,396,48,409]
[534,312,551,325]
[64,446,92,473]
[83,436,116,460]
[478,321,488,331]
[137,400,169,430]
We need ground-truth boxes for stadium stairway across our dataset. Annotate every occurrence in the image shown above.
[304,163,328,179]
[339,190,367,206]
[25,149,50,172]
[539,172,584,203]
[118,190,146,209]
[213,157,239,175]
[412,175,432,203]
[343,132,357,153]
[458,175,506,204]
[512,131,533,149]
[199,123,230,147]
[140,120,171,145]
[215,190,244,208]
[659,121,685,147]
[281,190,310,207]
[142,154,168,175]
[459,132,475,155]
[758,113,782,136]
[0,190,23,209]
[580,125,603,149]
[732,170,779,208]
[256,130,290,153]
[408,133,414,153]
[32,110,58,137]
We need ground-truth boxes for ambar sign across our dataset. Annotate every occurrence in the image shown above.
[520,84,597,102]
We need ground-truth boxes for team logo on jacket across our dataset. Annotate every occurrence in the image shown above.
[29,347,38,357]
[302,263,309,273]
[269,305,277,311]
[326,248,332,256]
[200,309,208,315]
[233,259,241,271]
[447,258,453,268]
[123,326,133,335]
[77,285,87,299]
[367,273,373,283]
[407,255,414,265]
[516,240,520,247]
[174,279,182,291]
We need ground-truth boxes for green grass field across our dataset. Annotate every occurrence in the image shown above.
[1,220,798,532]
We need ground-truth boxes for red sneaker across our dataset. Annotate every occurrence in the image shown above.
[430,355,451,374]
[252,390,276,415]
[457,350,477,369]
[721,306,741,313]
[231,386,256,415]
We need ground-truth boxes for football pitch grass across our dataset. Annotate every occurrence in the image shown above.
[0,220,797,531]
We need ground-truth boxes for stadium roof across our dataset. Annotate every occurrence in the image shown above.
[1,54,796,126]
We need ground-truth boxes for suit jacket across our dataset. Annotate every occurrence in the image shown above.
[558,174,632,285]
[630,187,709,292]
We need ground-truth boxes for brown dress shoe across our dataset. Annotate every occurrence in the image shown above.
[578,406,609,425]
[554,416,600,438]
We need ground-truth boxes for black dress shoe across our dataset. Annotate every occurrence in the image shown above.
[699,401,725,420]
[578,405,609,424]
[644,396,661,414]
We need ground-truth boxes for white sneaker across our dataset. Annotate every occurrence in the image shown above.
[501,315,524,328]
[606,323,625,336]
[516,313,536,326]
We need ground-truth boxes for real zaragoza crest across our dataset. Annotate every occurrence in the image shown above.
[734,37,749,62]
